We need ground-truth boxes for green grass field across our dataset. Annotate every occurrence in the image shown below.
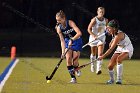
[0,57,140,93]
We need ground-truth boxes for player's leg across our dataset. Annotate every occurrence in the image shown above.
[96,44,104,75]
[90,46,97,72]
[106,53,119,84]
[70,37,83,78]
[116,52,129,84]
[73,51,81,77]
[65,49,76,83]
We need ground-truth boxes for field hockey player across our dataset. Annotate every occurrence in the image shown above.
[87,7,108,74]
[98,19,134,84]
[55,10,83,83]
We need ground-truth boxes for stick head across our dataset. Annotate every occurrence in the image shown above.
[46,76,51,80]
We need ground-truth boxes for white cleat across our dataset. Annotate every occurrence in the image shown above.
[75,70,81,77]
[70,78,77,83]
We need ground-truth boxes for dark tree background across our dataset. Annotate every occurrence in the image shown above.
[0,0,139,58]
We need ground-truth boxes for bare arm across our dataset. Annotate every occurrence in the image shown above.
[69,20,82,40]
[105,18,108,26]
[101,32,124,59]
[56,26,65,54]
[109,39,113,48]
[87,17,97,38]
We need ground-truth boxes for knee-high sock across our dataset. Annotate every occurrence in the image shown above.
[109,69,115,81]
[116,64,123,80]
[90,54,96,65]
[96,59,102,72]
[67,66,76,78]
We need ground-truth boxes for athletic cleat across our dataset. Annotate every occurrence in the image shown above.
[70,78,77,83]
[75,70,81,77]
[96,70,102,75]
[116,80,122,84]
[91,64,94,72]
[106,80,114,84]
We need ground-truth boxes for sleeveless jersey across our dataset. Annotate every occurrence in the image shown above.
[113,30,133,58]
[89,17,106,47]
[58,20,83,51]
[92,17,106,36]
[58,20,76,39]
[113,30,132,47]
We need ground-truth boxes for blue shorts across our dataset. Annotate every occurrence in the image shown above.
[65,38,83,51]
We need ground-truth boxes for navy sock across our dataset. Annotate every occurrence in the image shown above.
[67,66,76,78]
[73,64,79,69]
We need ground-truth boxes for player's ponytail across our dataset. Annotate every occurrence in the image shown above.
[56,10,66,18]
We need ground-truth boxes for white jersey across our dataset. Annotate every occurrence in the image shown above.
[92,17,106,36]
[89,17,107,47]
[114,30,134,59]
[113,30,132,47]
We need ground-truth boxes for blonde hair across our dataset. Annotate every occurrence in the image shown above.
[97,7,105,11]
[56,10,66,18]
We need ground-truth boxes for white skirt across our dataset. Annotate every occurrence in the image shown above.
[88,35,106,47]
[114,44,134,59]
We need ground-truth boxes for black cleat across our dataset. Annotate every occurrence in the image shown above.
[116,80,122,84]
[96,70,102,75]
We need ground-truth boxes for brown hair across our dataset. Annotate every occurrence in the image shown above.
[56,10,66,18]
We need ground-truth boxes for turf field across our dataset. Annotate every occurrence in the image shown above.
[0,57,140,93]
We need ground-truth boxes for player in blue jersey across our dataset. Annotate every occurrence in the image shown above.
[55,10,83,83]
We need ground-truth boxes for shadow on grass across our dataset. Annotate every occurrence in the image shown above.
[122,83,140,86]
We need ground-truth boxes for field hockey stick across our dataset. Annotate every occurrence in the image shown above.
[74,59,97,71]
[2,2,56,34]
[82,32,107,48]
[46,47,70,80]
[82,40,99,48]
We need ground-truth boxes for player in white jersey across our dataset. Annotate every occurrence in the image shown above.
[87,7,108,74]
[98,19,134,84]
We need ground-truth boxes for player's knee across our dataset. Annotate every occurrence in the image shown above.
[107,64,114,70]
[116,57,122,64]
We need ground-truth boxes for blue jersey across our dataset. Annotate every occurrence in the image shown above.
[59,20,83,51]
[59,20,76,39]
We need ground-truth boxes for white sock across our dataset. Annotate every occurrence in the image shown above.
[116,64,123,80]
[109,69,114,81]
[90,54,96,65]
[96,60,102,72]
